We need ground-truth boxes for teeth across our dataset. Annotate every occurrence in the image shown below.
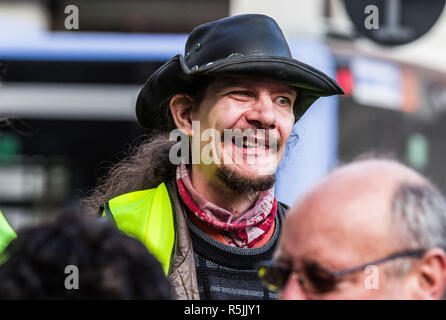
[244,140,259,148]
[231,137,267,148]
[244,140,268,148]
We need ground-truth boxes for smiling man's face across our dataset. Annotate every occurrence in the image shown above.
[189,75,296,194]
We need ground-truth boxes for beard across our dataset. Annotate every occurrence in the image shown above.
[215,164,276,195]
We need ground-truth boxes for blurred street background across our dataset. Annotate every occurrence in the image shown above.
[1,0,446,230]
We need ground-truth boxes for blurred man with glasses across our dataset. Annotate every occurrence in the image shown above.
[258,158,446,299]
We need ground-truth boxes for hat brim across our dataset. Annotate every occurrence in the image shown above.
[136,54,344,129]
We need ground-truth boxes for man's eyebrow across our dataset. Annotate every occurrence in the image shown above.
[213,78,248,92]
[213,77,297,96]
[274,255,292,266]
[276,87,298,97]
[302,259,336,275]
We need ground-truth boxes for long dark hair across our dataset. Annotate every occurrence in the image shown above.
[81,132,176,215]
[81,79,211,215]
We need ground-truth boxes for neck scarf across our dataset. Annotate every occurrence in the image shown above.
[176,161,276,248]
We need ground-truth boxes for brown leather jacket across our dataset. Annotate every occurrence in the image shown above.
[165,179,200,299]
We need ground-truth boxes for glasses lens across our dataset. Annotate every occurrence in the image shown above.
[258,262,290,292]
[303,263,337,293]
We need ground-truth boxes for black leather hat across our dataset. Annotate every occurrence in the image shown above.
[136,14,344,129]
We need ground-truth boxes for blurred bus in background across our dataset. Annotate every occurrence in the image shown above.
[0,32,186,229]
[0,30,340,228]
[331,41,446,194]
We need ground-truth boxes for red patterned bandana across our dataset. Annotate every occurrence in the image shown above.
[176,161,277,248]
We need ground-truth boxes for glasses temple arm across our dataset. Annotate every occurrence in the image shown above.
[331,249,427,278]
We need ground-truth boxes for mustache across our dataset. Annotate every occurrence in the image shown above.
[220,128,281,150]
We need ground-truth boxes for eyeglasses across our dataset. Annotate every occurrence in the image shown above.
[258,249,426,294]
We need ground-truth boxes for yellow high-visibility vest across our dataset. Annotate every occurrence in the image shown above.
[0,210,17,261]
[103,183,177,276]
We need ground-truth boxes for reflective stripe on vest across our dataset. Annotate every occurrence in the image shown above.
[105,183,176,275]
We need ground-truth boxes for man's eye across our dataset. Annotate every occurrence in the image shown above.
[277,96,291,106]
[305,265,337,293]
[231,91,252,97]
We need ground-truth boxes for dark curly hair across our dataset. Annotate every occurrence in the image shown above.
[0,213,172,300]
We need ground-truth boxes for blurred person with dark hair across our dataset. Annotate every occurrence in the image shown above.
[0,213,172,299]
[259,159,446,299]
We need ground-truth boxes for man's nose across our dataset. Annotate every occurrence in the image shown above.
[245,93,277,129]
[279,274,307,300]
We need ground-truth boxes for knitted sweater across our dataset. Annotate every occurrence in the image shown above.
[188,213,281,300]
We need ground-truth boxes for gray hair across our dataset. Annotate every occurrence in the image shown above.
[392,182,446,250]
[388,182,446,278]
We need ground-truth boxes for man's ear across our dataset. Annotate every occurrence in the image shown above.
[169,94,195,135]
[411,248,446,299]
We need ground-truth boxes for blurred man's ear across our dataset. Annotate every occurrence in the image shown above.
[169,94,195,136]
[410,248,446,299]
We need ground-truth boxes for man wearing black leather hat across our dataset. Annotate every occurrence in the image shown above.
[84,14,343,300]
